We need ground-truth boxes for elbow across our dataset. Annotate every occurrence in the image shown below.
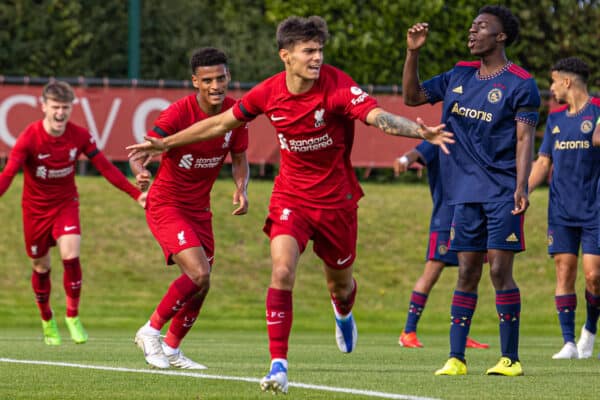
[402,93,421,107]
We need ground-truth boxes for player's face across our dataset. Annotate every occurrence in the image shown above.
[41,98,73,136]
[550,70,569,104]
[281,40,323,81]
[468,13,505,56]
[192,64,229,112]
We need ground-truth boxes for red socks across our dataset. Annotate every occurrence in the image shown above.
[150,274,201,331]
[31,270,52,320]
[266,288,293,360]
[63,257,82,317]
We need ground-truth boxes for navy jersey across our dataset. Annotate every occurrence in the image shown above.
[423,61,540,204]
[539,97,600,226]
[415,140,454,231]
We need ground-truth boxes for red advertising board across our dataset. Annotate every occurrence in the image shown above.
[0,84,442,167]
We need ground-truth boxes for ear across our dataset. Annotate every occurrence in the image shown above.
[279,48,289,64]
[496,32,507,43]
[191,74,199,89]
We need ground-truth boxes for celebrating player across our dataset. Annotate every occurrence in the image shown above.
[402,5,540,376]
[128,16,452,393]
[130,48,249,370]
[0,81,144,345]
[528,57,600,360]
[394,142,488,350]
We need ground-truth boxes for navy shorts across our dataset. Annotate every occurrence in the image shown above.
[425,230,458,266]
[450,201,525,252]
[549,223,600,256]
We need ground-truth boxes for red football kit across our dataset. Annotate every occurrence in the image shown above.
[0,120,140,258]
[232,64,378,268]
[146,94,248,264]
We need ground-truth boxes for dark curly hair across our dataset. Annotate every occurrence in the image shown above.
[551,57,590,83]
[479,5,520,47]
[276,16,329,50]
[190,47,228,73]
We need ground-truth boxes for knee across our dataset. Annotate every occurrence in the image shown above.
[585,269,600,291]
[188,271,211,292]
[327,278,354,298]
[271,262,295,289]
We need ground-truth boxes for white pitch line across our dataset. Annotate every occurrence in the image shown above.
[0,357,440,400]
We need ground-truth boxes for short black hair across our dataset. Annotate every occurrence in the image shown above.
[479,5,520,46]
[190,47,228,73]
[552,57,590,83]
[276,16,329,50]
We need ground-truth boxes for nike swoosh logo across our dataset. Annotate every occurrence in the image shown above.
[266,320,283,325]
[38,154,50,159]
[270,115,286,121]
[336,254,352,265]
[64,226,77,232]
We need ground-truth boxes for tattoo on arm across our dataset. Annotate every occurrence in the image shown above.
[374,111,422,138]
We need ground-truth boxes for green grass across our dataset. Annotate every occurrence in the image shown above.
[0,175,598,399]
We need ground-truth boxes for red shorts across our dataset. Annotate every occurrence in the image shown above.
[146,205,214,266]
[23,199,81,258]
[263,201,358,269]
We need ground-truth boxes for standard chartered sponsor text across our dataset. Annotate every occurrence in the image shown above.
[194,155,224,168]
[288,133,333,152]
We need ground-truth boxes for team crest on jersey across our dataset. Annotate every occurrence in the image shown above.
[487,88,503,104]
[69,147,77,161]
[314,108,326,128]
[552,126,560,135]
[581,120,593,134]
[438,244,448,255]
[222,130,233,148]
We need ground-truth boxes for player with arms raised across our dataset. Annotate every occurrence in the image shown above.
[402,5,540,376]
[128,16,452,393]
[0,81,144,345]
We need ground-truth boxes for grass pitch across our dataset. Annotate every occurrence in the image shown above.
[1,176,599,399]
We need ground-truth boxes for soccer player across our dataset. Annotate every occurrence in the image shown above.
[402,5,541,376]
[394,142,488,350]
[127,16,452,393]
[129,48,249,370]
[0,81,144,345]
[528,57,600,360]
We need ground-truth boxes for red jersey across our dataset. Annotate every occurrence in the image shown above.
[232,64,378,208]
[148,94,249,215]
[0,120,140,214]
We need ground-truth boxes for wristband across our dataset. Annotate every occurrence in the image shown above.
[398,156,409,167]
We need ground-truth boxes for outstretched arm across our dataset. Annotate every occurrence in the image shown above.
[127,108,244,165]
[513,121,536,215]
[90,152,142,202]
[403,22,430,106]
[230,151,249,216]
[366,108,453,154]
